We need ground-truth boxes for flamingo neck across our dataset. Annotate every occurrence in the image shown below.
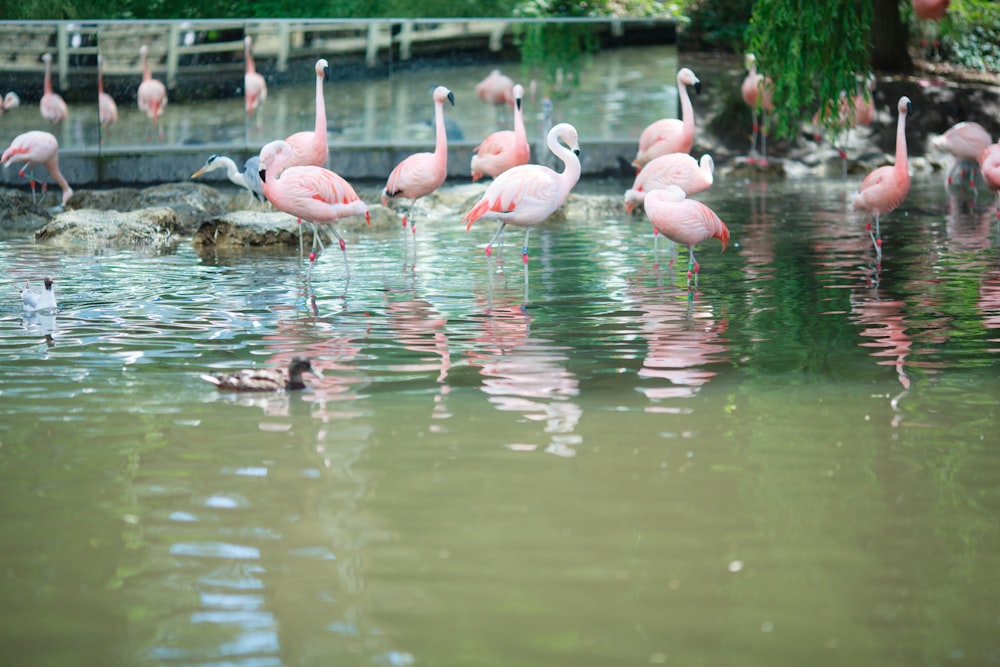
[44,61,53,94]
[433,99,448,157]
[47,157,73,205]
[678,80,695,141]
[548,134,581,193]
[245,46,256,74]
[314,70,327,138]
[895,111,909,177]
[142,54,152,82]
[513,100,526,144]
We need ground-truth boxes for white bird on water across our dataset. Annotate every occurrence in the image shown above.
[19,277,58,313]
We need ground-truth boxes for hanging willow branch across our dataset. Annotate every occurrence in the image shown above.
[745,0,873,139]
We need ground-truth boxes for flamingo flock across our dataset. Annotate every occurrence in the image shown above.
[5,22,1000,310]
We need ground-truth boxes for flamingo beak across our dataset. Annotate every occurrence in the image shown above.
[694,81,702,95]
[447,91,455,106]
[259,169,267,183]
[516,97,521,111]
[323,66,330,81]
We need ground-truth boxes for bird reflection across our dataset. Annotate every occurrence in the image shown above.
[978,266,1000,337]
[385,292,452,428]
[467,303,581,457]
[849,294,916,427]
[630,285,729,405]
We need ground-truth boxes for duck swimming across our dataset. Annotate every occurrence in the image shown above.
[19,277,58,312]
[200,357,320,392]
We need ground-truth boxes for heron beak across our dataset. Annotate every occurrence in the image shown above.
[191,167,206,179]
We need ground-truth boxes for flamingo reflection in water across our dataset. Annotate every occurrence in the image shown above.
[630,285,729,406]
[849,295,917,427]
[467,303,581,458]
[386,293,453,428]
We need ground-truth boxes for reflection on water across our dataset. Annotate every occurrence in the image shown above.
[1,174,1000,666]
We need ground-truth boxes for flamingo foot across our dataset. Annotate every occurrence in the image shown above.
[338,238,346,252]
[309,251,317,262]
[485,245,493,258]
[522,246,528,265]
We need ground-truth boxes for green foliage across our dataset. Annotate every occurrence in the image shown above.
[938,0,1000,71]
[679,0,755,51]
[745,0,872,140]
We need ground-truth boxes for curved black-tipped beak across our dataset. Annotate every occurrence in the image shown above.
[694,81,702,95]
[323,65,330,81]
[516,97,522,111]
[574,149,581,157]
[259,169,267,183]
[906,100,913,116]
[447,91,455,106]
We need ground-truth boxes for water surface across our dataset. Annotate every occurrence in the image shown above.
[1,173,999,666]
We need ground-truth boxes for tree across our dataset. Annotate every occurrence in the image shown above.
[744,0,911,140]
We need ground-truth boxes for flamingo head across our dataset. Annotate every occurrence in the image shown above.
[315,58,330,81]
[550,122,580,156]
[699,154,716,177]
[744,53,756,71]
[512,84,524,111]
[433,86,455,107]
[258,140,293,183]
[897,96,912,117]
[677,67,701,95]
[140,44,149,58]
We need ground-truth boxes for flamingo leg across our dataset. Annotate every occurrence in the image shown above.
[652,227,660,267]
[485,222,506,310]
[306,222,325,283]
[867,213,883,263]
[685,246,698,290]
[521,228,531,305]
[759,109,769,166]
[328,225,350,281]
[748,108,759,164]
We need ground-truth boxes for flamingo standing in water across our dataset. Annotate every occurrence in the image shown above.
[39,53,67,125]
[852,96,913,262]
[462,122,581,306]
[137,45,167,138]
[97,54,118,132]
[978,143,1000,220]
[624,152,714,214]
[243,35,267,130]
[471,83,530,182]
[1,130,73,207]
[476,69,514,108]
[643,185,730,290]
[932,121,992,188]
[633,68,700,171]
[258,139,369,283]
[741,53,774,165]
[381,86,455,258]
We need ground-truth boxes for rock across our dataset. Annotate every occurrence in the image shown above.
[0,188,51,237]
[67,182,229,235]
[192,208,389,250]
[35,207,180,249]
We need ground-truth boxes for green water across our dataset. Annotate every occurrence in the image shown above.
[2,174,999,666]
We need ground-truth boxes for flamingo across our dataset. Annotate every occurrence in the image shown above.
[476,69,514,107]
[462,122,581,306]
[978,143,1000,220]
[380,85,455,257]
[813,75,875,169]
[1,91,20,114]
[1,130,73,207]
[912,0,950,57]
[741,53,774,165]
[643,185,730,290]
[97,54,118,130]
[244,35,267,130]
[633,68,700,171]
[471,83,530,182]
[624,152,714,213]
[932,121,992,188]
[192,154,265,204]
[852,96,913,262]
[39,53,67,125]
[258,139,369,283]
[137,45,167,137]
[285,58,329,168]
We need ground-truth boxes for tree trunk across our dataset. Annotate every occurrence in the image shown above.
[870,0,914,72]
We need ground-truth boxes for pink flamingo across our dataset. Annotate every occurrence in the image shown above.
[741,53,774,165]
[380,85,455,256]
[97,54,118,130]
[462,122,581,306]
[471,83,530,182]
[852,96,912,262]
[285,58,329,168]
[2,130,73,207]
[624,152,714,214]
[978,143,1000,220]
[643,185,730,290]
[932,121,992,188]
[258,139,369,283]
[1,91,21,114]
[624,152,715,265]
[476,69,514,107]
[244,36,267,130]
[633,68,700,171]
[39,53,67,125]
[813,75,875,168]
[137,45,167,138]
[912,0,950,56]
